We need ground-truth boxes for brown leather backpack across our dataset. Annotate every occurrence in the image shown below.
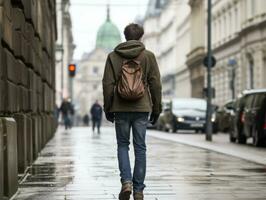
[117,52,145,101]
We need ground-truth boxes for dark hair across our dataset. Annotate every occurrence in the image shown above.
[124,23,144,41]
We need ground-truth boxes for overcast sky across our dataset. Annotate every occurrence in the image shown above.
[70,0,149,60]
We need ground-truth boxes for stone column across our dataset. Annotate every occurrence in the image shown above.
[186,0,206,98]
[253,49,264,88]
[239,52,247,91]
[190,0,205,50]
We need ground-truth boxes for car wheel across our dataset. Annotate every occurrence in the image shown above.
[238,133,247,144]
[172,126,177,133]
[230,136,236,143]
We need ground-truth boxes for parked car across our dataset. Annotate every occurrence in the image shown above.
[157,98,218,133]
[230,89,266,146]
[217,100,235,133]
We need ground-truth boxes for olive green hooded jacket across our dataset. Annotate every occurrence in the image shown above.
[102,40,162,114]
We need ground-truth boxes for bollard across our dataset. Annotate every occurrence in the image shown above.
[2,117,18,198]
[14,114,28,174]
[0,120,4,199]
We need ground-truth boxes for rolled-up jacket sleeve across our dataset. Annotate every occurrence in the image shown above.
[102,55,115,113]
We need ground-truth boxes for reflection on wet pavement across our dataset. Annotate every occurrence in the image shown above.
[14,127,266,200]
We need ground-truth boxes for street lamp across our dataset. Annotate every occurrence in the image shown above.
[206,0,213,141]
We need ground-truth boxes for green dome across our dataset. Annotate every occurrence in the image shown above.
[96,6,121,50]
[96,20,121,50]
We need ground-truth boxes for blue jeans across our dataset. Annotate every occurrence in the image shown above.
[115,112,149,192]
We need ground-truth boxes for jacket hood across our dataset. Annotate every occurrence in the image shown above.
[114,40,145,59]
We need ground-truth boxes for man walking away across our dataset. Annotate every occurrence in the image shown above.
[90,100,103,134]
[102,23,162,200]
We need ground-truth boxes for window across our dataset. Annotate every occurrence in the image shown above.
[235,8,238,33]
[224,15,227,39]
[245,95,254,109]
[254,94,266,107]
[229,11,232,36]
[248,58,254,89]
[251,0,256,16]
[93,66,99,75]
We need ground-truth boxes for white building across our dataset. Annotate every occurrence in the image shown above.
[210,0,266,105]
[74,7,121,116]
[143,0,191,98]
[55,0,75,105]
[144,0,266,106]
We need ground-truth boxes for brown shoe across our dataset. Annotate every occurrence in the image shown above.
[133,192,144,200]
[119,182,132,200]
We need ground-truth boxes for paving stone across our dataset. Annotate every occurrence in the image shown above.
[13,127,266,200]
[14,114,28,174]
[2,117,18,198]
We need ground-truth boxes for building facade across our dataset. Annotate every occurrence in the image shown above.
[55,0,75,105]
[74,7,121,116]
[143,0,191,99]
[144,0,266,106]
[210,0,266,105]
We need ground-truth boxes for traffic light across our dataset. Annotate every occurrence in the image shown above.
[68,64,76,77]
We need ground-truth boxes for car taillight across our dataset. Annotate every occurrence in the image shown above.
[264,123,266,129]
[241,112,245,123]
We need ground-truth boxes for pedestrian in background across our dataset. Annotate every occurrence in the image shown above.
[102,23,162,200]
[60,98,74,130]
[90,100,103,134]
[83,114,90,126]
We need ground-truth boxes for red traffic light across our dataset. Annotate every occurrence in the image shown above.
[68,64,76,77]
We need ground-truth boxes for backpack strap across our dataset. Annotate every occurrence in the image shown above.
[134,51,148,86]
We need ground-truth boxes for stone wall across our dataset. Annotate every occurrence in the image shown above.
[0,0,57,199]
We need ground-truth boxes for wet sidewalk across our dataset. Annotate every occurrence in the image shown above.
[14,127,266,200]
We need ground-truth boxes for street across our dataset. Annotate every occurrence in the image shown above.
[14,127,266,200]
